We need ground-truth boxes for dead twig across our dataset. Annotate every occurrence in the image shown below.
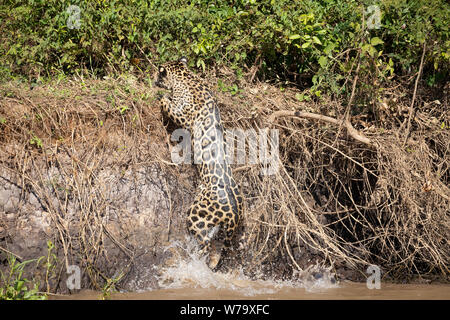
[136,43,158,71]
[267,110,372,146]
[0,246,23,261]
[403,42,426,146]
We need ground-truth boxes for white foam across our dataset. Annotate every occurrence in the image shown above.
[157,238,338,296]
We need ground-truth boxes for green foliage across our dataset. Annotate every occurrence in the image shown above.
[0,255,46,300]
[101,271,124,300]
[40,240,58,293]
[30,135,43,149]
[0,240,58,300]
[0,0,448,96]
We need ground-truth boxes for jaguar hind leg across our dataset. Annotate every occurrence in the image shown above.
[202,241,222,270]
[193,230,222,270]
[187,207,222,269]
[223,221,237,250]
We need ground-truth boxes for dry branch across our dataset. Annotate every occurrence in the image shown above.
[267,110,373,146]
[403,42,426,146]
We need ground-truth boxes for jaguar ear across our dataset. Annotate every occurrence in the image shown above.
[158,66,167,76]
[179,56,188,66]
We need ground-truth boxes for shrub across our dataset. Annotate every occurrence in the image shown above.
[0,0,448,117]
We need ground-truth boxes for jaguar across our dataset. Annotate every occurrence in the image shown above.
[155,57,243,269]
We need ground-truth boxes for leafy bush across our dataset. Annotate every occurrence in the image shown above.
[0,255,47,300]
[0,0,448,95]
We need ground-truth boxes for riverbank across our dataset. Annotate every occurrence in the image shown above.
[0,75,448,297]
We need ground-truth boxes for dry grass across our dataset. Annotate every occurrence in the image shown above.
[0,76,171,289]
[217,79,449,280]
[0,75,449,289]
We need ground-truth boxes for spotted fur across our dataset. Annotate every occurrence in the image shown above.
[155,57,243,268]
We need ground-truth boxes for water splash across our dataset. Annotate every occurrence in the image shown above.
[294,266,339,293]
[157,238,338,296]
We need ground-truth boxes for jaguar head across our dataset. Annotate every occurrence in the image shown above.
[154,57,188,90]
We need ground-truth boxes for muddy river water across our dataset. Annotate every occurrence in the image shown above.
[53,239,449,300]
[58,282,449,300]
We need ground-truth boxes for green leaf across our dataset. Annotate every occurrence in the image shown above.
[15,280,25,292]
[196,59,206,72]
[295,93,304,101]
[318,56,328,68]
[361,44,371,53]
[323,43,335,55]
[312,36,322,45]
[370,37,384,46]
[288,34,301,40]
[301,41,311,49]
